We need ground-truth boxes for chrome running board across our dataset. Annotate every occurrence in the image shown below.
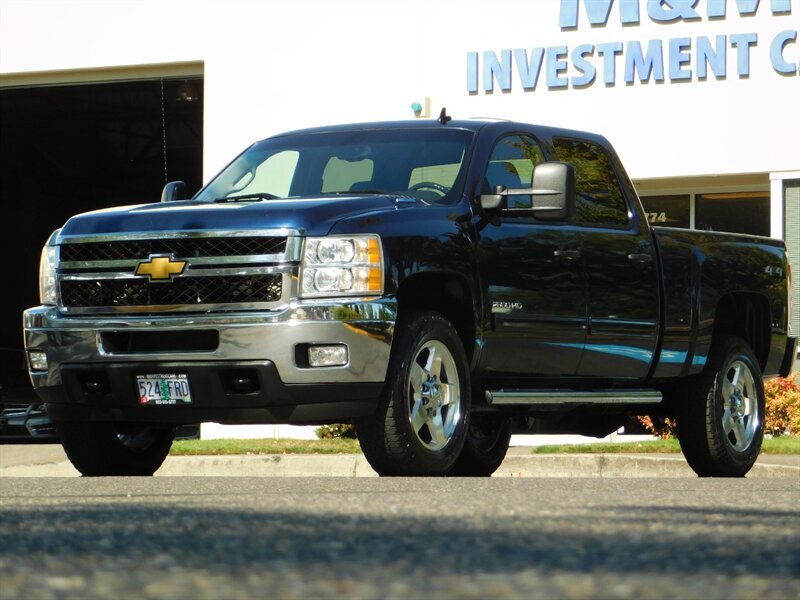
[485,389,663,405]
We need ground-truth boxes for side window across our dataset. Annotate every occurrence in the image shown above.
[484,135,545,210]
[553,138,629,226]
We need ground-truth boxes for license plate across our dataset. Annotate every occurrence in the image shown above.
[136,374,192,405]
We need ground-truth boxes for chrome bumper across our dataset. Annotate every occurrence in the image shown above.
[23,299,396,388]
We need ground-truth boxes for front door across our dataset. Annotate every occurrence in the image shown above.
[477,134,586,377]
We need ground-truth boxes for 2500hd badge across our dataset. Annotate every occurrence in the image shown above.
[23,117,796,477]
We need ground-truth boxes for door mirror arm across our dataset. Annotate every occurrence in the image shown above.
[479,185,510,211]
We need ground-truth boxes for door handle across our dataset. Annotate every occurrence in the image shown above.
[554,250,581,261]
[628,253,653,264]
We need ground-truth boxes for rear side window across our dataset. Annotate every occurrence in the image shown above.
[553,138,629,226]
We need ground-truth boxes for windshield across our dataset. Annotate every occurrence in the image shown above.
[194,128,474,204]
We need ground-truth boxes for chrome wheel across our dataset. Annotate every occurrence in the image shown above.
[721,359,759,452]
[355,310,469,476]
[408,340,461,451]
[676,335,765,477]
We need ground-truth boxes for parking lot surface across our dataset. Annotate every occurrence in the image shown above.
[1,477,798,599]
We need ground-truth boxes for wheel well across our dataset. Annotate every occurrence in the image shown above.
[396,273,476,360]
[712,293,771,370]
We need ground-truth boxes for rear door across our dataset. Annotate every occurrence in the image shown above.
[553,137,659,380]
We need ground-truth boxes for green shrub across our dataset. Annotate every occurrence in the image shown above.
[315,423,358,440]
[764,373,800,437]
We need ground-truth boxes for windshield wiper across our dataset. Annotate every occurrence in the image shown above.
[213,193,280,203]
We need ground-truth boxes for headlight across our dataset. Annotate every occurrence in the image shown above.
[39,244,58,305]
[300,235,383,298]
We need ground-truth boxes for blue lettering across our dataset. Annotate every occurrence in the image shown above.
[597,42,624,84]
[708,0,792,18]
[647,0,701,23]
[730,33,757,76]
[514,48,545,90]
[770,30,798,74]
[547,46,570,88]
[559,0,640,28]
[483,50,512,92]
[467,52,478,93]
[696,35,727,79]
[669,37,693,80]
[571,44,596,86]
[625,40,665,83]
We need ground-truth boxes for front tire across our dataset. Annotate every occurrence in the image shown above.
[356,310,470,476]
[676,336,765,477]
[55,421,175,476]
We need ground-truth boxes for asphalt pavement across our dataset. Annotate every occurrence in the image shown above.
[1,443,799,478]
[0,477,798,599]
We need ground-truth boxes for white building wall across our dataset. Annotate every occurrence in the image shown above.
[2,0,798,182]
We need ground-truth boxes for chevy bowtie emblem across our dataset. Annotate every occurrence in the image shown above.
[135,255,187,281]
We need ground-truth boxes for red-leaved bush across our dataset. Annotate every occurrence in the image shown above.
[764,373,800,437]
[638,373,800,440]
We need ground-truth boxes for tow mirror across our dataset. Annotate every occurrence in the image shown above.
[530,162,574,222]
[479,162,574,220]
[161,181,187,202]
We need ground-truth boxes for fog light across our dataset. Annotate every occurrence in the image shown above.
[28,351,48,371]
[308,345,348,367]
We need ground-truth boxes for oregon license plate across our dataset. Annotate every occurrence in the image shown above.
[136,374,192,405]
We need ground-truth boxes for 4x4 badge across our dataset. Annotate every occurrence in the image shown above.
[135,255,187,281]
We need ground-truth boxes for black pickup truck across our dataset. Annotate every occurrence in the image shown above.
[23,118,796,477]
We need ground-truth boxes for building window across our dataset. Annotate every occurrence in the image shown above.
[696,191,770,236]
[640,194,690,228]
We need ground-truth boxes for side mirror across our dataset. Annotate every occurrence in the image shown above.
[480,185,509,211]
[161,181,187,202]
[531,162,574,222]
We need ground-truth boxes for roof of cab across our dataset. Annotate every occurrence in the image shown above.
[264,119,608,147]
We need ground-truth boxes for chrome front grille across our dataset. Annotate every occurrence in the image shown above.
[56,230,301,314]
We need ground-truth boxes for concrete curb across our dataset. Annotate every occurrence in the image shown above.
[1,453,798,478]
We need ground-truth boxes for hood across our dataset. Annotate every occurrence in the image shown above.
[58,195,416,239]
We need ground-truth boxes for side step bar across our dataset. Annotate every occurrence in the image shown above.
[486,389,663,405]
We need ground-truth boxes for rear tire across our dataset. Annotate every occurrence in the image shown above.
[676,336,765,477]
[55,421,175,476]
[356,310,470,476]
[450,413,511,477]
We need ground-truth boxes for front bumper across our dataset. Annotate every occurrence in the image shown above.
[23,299,395,424]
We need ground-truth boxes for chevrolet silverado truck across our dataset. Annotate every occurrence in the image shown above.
[23,118,796,477]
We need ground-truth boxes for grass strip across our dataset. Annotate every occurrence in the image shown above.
[170,437,360,456]
[531,439,681,454]
[530,437,800,455]
[170,435,799,456]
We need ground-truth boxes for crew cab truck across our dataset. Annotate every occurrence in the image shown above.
[23,119,796,477]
